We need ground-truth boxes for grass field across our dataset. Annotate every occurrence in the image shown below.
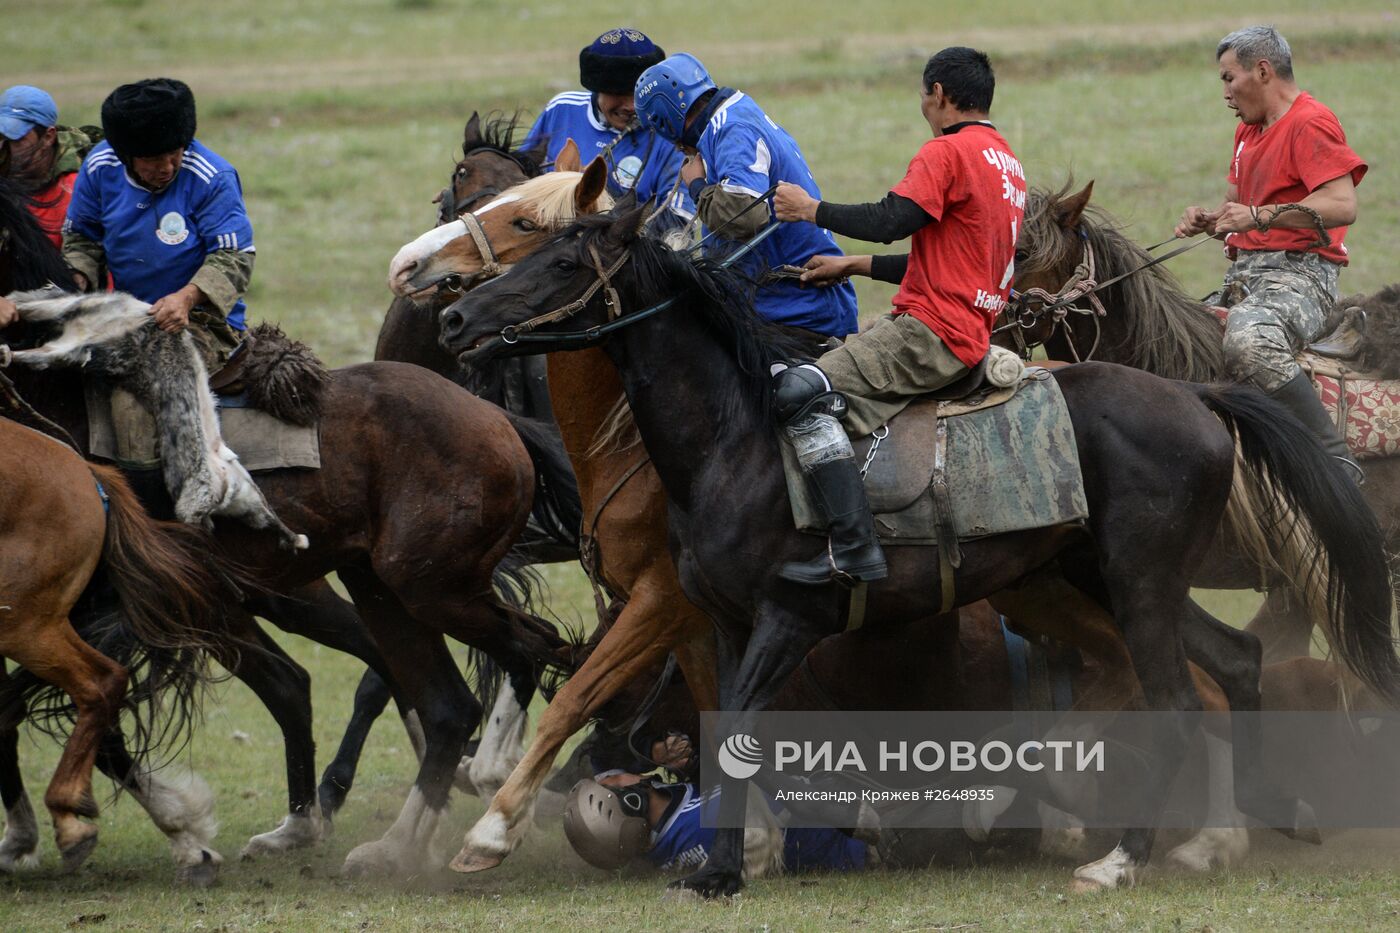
[5,2,1400,929]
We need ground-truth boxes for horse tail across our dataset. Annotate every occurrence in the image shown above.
[1194,383,1400,704]
[19,466,242,761]
[504,411,582,554]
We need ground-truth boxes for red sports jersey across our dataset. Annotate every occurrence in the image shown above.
[26,170,77,251]
[890,124,1025,367]
[1224,92,1366,265]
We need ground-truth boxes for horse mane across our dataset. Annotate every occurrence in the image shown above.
[500,171,616,229]
[0,175,74,291]
[1343,284,1400,378]
[1022,183,1225,383]
[569,213,829,429]
[462,111,545,177]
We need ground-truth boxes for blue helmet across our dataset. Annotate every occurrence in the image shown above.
[634,52,716,142]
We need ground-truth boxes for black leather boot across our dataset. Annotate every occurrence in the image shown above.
[1269,371,1363,484]
[779,457,888,585]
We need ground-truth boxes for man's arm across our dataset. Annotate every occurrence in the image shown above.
[1175,185,1238,238]
[799,253,908,287]
[148,249,254,333]
[1211,174,1357,235]
[774,182,930,244]
[61,227,104,291]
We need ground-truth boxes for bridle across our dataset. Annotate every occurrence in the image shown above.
[996,228,1208,361]
[435,146,540,226]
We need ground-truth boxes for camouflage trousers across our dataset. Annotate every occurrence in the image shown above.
[1218,250,1341,392]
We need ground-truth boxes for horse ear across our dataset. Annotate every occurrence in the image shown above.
[1057,180,1094,230]
[520,135,548,171]
[576,156,609,213]
[607,201,651,245]
[463,112,482,151]
[555,138,582,173]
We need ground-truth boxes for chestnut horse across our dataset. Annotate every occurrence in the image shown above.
[387,147,722,873]
[0,177,574,877]
[1007,181,1400,666]
[0,417,231,875]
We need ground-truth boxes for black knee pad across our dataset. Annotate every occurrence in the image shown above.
[771,362,847,424]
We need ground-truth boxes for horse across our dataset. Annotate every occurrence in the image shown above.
[0,416,237,879]
[438,202,1398,895]
[384,150,725,874]
[1007,181,1400,665]
[0,176,577,877]
[312,110,565,822]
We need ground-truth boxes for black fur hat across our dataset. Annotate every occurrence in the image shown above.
[101,78,197,159]
[579,28,665,95]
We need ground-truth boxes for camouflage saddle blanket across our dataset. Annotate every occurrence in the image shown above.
[780,369,1088,544]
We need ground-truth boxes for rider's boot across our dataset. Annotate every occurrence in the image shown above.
[1269,371,1364,485]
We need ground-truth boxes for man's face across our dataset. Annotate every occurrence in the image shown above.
[131,148,184,190]
[596,92,636,131]
[1218,49,1266,124]
[1,125,55,180]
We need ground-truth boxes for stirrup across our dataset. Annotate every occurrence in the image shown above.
[1334,455,1365,486]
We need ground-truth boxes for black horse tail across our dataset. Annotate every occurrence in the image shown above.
[1195,383,1400,704]
[504,411,582,558]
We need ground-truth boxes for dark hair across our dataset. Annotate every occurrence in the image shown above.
[922,47,995,113]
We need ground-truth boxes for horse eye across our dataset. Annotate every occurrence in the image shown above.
[1014,249,1028,264]
[513,218,537,232]
[554,258,577,273]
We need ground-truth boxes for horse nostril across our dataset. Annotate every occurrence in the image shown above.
[442,309,464,338]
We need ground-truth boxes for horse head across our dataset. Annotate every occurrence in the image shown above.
[433,111,545,226]
[389,141,613,298]
[993,180,1095,356]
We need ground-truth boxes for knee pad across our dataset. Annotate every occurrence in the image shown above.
[771,362,847,423]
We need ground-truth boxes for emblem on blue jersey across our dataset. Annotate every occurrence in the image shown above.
[156,211,189,246]
[613,155,643,190]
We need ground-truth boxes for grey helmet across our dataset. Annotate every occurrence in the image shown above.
[562,778,651,869]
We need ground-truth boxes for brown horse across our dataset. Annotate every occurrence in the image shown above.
[1007,181,1400,666]
[0,418,229,874]
[0,177,575,877]
[386,148,723,873]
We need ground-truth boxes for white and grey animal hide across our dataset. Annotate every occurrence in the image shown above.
[7,287,309,551]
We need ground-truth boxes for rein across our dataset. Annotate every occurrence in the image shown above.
[998,231,1209,361]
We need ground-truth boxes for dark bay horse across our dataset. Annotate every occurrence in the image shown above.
[0,179,575,877]
[1008,182,1400,665]
[386,155,723,874]
[440,205,1398,894]
[0,418,233,877]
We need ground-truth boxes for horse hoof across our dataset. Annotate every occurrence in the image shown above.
[59,830,100,874]
[1286,800,1322,846]
[342,839,417,878]
[1070,876,1109,895]
[292,534,309,551]
[448,847,502,874]
[177,850,222,888]
[0,847,40,874]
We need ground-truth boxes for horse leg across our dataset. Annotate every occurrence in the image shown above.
[1166,727,1250,872]
[0,669,40,873]
[95,730,222,885]
[1178,601,1319,842]
[454,580,703,872]
[338,568,480,878]
[318,668,403,823]
[3,624,128,871]
[220,616,323,859]
[674,600,847,899]
[1244,586,1316,664]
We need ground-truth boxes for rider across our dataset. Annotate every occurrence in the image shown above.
[1173,26,1367,482]
[63,77,254,372]
[634,52,858,339]
[520,28,692,225]
[762,47,1025,584]
[0,85,102,250]
[563,772,868,874]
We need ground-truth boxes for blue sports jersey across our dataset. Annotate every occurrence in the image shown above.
[522,92,693,222]
[65,139,254,330]
[645,784,867,873]
[694,91,858,338]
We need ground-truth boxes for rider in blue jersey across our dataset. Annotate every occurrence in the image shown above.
[63,78,254,370]
[520,29,693,226]
[635,53,858,338]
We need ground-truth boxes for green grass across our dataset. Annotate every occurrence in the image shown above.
[4,2,1400,928]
